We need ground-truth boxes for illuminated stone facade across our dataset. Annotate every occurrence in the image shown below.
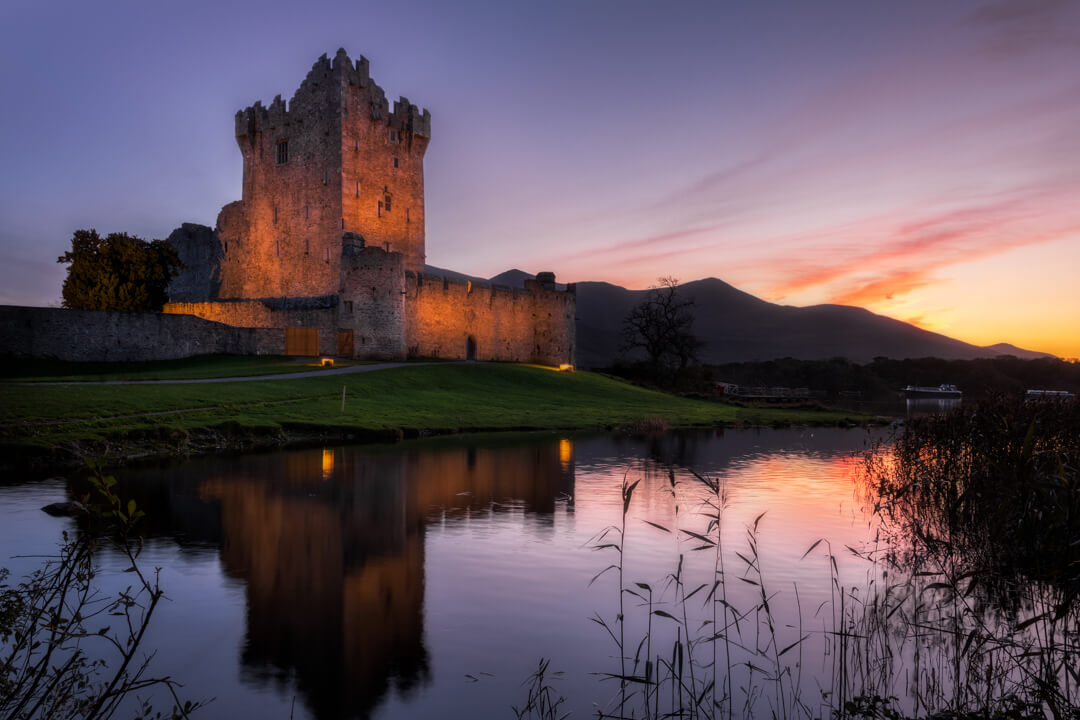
[165,49,575,365]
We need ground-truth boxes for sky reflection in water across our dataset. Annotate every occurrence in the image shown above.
[0,428,885,718]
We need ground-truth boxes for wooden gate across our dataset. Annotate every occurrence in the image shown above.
[284,328,319,356]
[336,330,354,358]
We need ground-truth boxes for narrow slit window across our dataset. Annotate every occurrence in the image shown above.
[390,130,397,142]
[276,140,288,165]
[305,238,310,255]
[392,157,399,169]
[384,193,392,212]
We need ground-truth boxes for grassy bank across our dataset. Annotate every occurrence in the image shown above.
[0,363,868,470]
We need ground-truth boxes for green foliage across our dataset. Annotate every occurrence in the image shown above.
[57,229,184,312]
[0,461,203,719]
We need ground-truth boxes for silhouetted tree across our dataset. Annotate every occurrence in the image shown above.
[621,277,702,378]
[57,229,184,311]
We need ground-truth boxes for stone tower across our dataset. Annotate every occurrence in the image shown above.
[215,49,431,299]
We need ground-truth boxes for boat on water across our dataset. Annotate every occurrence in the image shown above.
[902,384,962,399]
[1026,389,1076,401]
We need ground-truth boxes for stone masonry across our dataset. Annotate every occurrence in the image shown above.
[163,49,575,366]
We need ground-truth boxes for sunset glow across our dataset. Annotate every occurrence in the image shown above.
[1,0,1077,357]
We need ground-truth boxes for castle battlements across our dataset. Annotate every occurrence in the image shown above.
[234,49,430,140]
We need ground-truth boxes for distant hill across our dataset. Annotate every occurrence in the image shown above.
[454,269,1051,367]
[574,277,1052,367]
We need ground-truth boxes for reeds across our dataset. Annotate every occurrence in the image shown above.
[570,396,1080,719]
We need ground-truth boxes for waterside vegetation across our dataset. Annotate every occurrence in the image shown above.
[536,394,1080,719]
[0,463,203,719]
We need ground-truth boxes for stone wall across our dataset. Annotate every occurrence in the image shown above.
[339,239,406,360]
[211,49,431,301]
[167,223,223,302]
[163,298,339,356]
[403,273,575,366]
[0,306,282,362]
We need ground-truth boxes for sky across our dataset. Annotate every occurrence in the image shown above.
[1,0,1078,358]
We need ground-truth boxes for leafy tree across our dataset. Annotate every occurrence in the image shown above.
[57,230,184,312]
[621,277,703,377]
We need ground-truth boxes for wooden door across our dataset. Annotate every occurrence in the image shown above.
[336,330,354,358]
[285,328,319,356]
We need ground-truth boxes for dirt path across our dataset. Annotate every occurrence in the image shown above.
[9,361,451,386]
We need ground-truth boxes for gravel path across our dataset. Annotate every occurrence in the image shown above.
[9,361,452,386]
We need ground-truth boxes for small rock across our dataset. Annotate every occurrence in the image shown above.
[41,501,81,517]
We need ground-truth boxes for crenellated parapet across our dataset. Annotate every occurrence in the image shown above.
[234,49,430,141]
[390,97,431,138]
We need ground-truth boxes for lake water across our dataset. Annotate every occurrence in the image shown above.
[2,429,895,718]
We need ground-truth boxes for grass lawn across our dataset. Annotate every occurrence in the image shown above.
[0,354,365,382]
[0,364,869,465]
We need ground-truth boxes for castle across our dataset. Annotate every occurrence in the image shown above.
[162,49,575,365]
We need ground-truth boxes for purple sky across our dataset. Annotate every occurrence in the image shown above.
[2,0,1078,356]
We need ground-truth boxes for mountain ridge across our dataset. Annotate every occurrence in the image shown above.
[428,267,1052,366]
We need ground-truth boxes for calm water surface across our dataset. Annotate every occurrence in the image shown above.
[0,428,886,718]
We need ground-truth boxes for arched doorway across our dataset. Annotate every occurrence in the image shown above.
[466,335,477,361]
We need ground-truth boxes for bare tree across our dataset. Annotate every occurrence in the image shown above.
[0,464,205,720]
[621,277,702,377]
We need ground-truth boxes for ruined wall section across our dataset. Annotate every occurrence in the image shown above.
[218,52,345,299]
[166,223,223,302]
[338,50,430,273]
[403,273,576,366]
[0,306,282,361]
[338,237,406,360]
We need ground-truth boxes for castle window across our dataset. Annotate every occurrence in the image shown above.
[324,247,330,263]
[371,286,377,298]
[273,205,278,224]
[276,140,288,165]
[377,201,382,217]
[354,140,359,151]
[384,241,390,252]
[384,193,392,212]
[344,301,353,314]
[390,130,397,142]
[406,208,410,223]
[392,157,399,169]
[322,169,329,185]
[355,181,359,198]
[305,238,310,254]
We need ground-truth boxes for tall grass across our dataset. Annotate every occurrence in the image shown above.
[574,396,1080,719]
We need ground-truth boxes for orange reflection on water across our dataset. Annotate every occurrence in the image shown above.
[322,447,335,479]
[559,438,573,472]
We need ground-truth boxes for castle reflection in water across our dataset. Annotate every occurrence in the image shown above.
[92,437,576,719]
